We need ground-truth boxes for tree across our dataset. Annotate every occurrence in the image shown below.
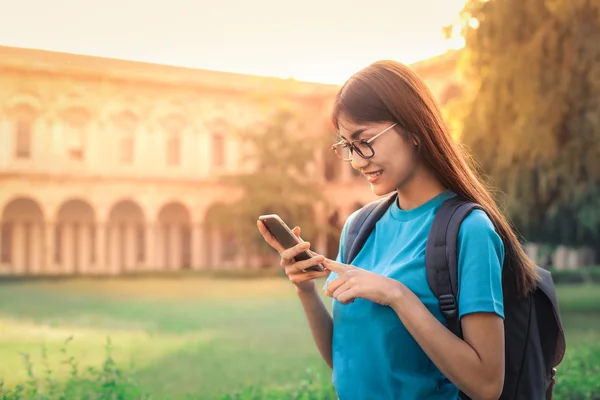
[447,0,600,246]
[205,105,336,263]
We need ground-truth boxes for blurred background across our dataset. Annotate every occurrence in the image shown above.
[0,0,598,399]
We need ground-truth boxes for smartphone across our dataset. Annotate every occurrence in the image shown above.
[258,214,324,272]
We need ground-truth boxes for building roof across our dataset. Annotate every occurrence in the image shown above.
[0,45,340,98]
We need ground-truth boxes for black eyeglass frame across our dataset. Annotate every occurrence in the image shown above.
[331,123,397,162]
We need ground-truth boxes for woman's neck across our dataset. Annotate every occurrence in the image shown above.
[395,169,446,211]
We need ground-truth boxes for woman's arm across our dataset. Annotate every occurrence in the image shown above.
[296,283,334,369]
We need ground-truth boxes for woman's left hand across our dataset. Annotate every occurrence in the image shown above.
[322,258,403,306]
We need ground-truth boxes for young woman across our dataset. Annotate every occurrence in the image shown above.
[257,60,538,400]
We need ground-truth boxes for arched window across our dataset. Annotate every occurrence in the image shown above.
[212,132,225,168]
[167,128,181,166]
[161,115,185,166]
[62,108,89,161]
[113,111,137,164]
[11,105,36,159]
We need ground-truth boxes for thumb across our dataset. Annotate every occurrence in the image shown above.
[322,258,352,274]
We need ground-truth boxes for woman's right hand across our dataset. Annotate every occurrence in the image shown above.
[256,221,329,292]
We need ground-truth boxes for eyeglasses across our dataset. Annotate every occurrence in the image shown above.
[331,123,397,162]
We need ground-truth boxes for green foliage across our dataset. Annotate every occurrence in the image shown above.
[206,107,334,260]
[1,334,599,399]
[448,0,600,245]
[0,336,149,400]
[553,336,600,400]
[550,268,600,285]
[0,338,336,400]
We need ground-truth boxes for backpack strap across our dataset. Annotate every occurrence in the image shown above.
[426,196,483,339]
[426,196,482,400]
[344,193,397,265]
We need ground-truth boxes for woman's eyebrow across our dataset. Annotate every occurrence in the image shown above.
[350,129,367,140]
[339,128,367,141]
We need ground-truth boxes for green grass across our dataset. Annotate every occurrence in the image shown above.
[0,277,598,399]
[553,285,600,400]
[0,277,335,399]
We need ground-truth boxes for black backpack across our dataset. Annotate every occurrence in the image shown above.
[344,193,567,400]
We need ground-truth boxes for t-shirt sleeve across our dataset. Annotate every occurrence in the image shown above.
[322,210,358,290]
[456,209,505,320]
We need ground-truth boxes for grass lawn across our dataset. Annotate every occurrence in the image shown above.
[0,276,335,399]
[0,276,598,399]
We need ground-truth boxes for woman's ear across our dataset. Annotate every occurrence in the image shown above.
[412,136,419,146]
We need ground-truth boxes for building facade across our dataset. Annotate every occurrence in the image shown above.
[0,46,461,275]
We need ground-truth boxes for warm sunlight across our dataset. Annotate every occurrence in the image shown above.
[0,0,467,83]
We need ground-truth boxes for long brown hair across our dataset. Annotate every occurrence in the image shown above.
[332,60,538,297]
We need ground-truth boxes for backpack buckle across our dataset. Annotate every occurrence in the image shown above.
[439,294,458,319]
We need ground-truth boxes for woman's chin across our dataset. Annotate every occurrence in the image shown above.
[370,181,394,197]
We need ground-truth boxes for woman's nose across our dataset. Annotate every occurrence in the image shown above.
[350,154,369,171]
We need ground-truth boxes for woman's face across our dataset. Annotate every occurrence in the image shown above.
[336,116,420,197]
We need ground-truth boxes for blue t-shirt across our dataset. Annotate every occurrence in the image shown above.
[323,190,504,400]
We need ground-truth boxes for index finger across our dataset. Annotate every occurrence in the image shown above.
[322,258,353,275]
[256,220,285,253]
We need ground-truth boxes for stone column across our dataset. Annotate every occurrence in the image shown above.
[191,223,204,270]
[30,223,42,274]
[44,221,55,273]
[210,228,221,268]
[12,223,25,274]
[156,225,165,271]
[109,225,120,275]
[95,223,107,274]
[62,224,74,274]
[125,224,136,271]
[144,222,155,271]
[169,225,181,270]
[78,224,90,274]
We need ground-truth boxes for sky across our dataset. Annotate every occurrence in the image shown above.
[0,0,466,84]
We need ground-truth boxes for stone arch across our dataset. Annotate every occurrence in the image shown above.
[4,93,42,112]
[151,99,190,123]
[157,202,192,270]
[100,100,143,122]
[107,199,146,273]
[53,89,94,116]
[1,196,45,274]
[55,199,96,274]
